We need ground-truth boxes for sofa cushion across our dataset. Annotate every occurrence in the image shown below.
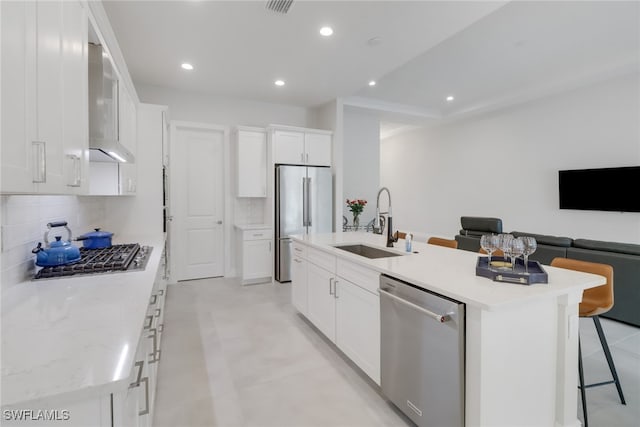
[458,229,488,238]
[455,235,481,252]
[511,231,573,248]
[460,217,503,234]
[572,239,640,256]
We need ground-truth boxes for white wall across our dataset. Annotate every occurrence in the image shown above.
[0,196,106,291]
[343,107,381,224]
[381,73,640,244]
[135,83,309,128]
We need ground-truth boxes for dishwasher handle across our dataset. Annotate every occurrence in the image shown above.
[379,288,452,323]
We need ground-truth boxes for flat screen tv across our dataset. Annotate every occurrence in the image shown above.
[558,166,640,212]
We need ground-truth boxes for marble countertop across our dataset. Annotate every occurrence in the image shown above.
[292,232,605,311]
[1,233,165,407]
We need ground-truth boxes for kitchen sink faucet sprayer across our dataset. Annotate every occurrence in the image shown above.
[374,187,397,247]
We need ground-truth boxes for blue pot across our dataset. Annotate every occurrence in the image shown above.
[32,222,82,267]
[76,228,113,249]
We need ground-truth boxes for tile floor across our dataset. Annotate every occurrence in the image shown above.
[153,278,639,427]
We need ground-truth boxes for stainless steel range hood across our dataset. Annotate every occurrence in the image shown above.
[88,43,134,163]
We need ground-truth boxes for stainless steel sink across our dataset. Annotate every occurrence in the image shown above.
[333,244,404,259]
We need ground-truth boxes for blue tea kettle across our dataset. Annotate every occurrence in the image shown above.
[32,221,82,267]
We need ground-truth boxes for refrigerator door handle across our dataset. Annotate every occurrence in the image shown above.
[307,177,312,226]
[302,177,308,227]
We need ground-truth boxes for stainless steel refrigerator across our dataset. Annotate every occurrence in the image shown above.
[275,165,333,282]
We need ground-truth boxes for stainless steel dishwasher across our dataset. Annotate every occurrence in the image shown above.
[379,274,465,427]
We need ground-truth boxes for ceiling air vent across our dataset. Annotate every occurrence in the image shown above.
[265,0,294,14]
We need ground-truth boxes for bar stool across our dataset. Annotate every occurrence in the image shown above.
[550,258,626,427]
[393,231,408,240]
[427,237,458,249]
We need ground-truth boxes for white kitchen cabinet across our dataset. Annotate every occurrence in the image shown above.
[304,132,332,166]
[306,261,337,342]
[118,83,138,195]
[271,126,332,166]
[335,278,381,384]
[235,127,267,197]
[1,0,89,195]
[237,227,273,285]
[292,243,381,384]
[291,247,308,315]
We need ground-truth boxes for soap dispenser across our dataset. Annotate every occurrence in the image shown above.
[405,233,412,252]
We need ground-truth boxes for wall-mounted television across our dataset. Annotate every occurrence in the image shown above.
[559,166,640,212]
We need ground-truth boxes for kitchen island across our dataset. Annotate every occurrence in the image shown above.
[291,232,605,427]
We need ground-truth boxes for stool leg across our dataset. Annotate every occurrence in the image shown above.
[593,316,626,405]
[578,337,589,427]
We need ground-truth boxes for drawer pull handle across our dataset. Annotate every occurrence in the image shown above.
[159,289,165,296]
[143,315,153,330]
[155,308,161,318]
[138,377,150,416]
[150,294,158,305]
[129,360,144,388]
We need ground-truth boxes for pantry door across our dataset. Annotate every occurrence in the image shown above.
[170,122,227,281]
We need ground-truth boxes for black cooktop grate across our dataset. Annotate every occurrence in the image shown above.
[34,243,141,279]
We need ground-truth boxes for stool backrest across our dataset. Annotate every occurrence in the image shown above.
[550,257,614,316]
[428,237,458,249]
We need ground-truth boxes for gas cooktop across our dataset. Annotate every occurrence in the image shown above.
[34,244,152,280]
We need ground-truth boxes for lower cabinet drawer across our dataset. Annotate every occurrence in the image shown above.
[336,258,380,295]
[307,246,336,272]
[243,229,272,241]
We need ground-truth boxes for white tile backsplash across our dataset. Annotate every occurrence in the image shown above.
[0,195,106,291]
[234,198,267,225]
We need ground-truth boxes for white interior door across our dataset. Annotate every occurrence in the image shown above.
[171,123,225,281]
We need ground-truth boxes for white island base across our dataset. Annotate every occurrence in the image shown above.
[291,232,602,427]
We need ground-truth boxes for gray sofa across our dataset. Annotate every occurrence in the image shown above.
[455,217,640,327]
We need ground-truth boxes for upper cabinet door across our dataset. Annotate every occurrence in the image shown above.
[305,132,332,166]
[62,0,89,194]
[35,0,66,194]
[1,0,89,195]
[236,129,267,197]
[273,130,305,165]
[1,1,36,193]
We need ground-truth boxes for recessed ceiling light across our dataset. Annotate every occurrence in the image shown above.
[181,63,194,71]
[368,80,376,87]
[320,26,333,37]
[275,79,285,86]
[446,95,455,102]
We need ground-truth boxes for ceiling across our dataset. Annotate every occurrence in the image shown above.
[103,0,640,123]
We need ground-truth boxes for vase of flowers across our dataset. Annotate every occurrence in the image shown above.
[346,199,367,230]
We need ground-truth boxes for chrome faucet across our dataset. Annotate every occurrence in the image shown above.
[374,187,397,247]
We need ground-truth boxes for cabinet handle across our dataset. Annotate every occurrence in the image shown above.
[143,315,153,330]
[300,153,304,163]
[138,377,150,416]
[268,241,271,252]
[155,308,161,318]
[66,155,81,187]
[329,277,334,295]
[294,247,303,253]
[253,233,263,237]
[306,153,309,163]
[158,323,164,333]
[32,141,46,183]
[129,360,144,388]
[159,289,165,296]
[150,294,158,305]
[334,280,339,299]
[148,328,160,364]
